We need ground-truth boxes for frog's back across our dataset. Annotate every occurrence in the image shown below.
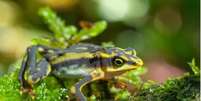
[50,43,103,78]
[66,43,103,53]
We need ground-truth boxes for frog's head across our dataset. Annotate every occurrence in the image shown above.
[99,47,143,73]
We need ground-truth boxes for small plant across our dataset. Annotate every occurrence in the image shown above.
[33,7,107,48]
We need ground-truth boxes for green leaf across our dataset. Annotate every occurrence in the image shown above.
[38,7,77,41]
[123,67,146,86]
[101,42,115,48]
[78,21,107,40]
[38,7,106,46]
[32,38,51,46]
[188,58,199,75]
[38,7,65,39]
[63,26,77,39]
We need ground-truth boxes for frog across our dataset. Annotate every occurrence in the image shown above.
[18,43,143,101]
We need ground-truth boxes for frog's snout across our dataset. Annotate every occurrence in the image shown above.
[136,58,143,66]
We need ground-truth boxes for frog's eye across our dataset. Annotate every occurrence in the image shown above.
[112,57,125,67]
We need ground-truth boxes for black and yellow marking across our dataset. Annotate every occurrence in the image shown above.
[51,52,94,64]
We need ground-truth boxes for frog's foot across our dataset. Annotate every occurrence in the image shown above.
[20,87,36,99]
[114,81,128,89]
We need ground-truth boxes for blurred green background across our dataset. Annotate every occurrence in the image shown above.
[0,0,199,82]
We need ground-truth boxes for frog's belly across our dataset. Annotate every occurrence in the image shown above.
[52,64,94,78]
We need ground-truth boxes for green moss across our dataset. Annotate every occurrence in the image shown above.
[130,59,200,101]
[0,71,22,101]
[0,67,67,101]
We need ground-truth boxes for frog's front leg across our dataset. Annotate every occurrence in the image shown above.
[74,68,104,101]
[74,75,92,101]
[18,46,51,97]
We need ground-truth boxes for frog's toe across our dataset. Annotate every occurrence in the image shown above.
[75,92,87,101]
[29,90,36,99]
[20,87,35,98]
[20,87,30,94]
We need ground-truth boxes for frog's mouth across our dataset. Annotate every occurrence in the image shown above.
[105,65,142,74]
[117,58,143,71]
